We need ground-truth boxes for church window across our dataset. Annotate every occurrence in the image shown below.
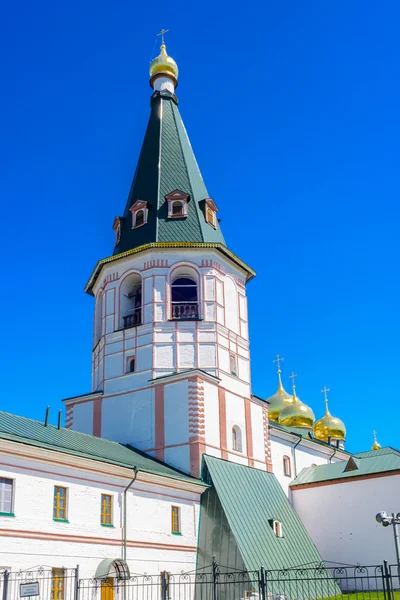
[230,353,237,376]
[51,569,65,600]
[273,520,283,538]
[232,425,243,453]
[53,486,67,521]
[171,272,199,320]
[283,456,291,477]
[101,494,113,526]
[128,357,135,373]
[171,506,181,534]
[135,210,144,227]
[120,273,142,329]
[166,190,189,218]
[0,478,13,515]
[203,198,218,228]
[207,207,215,226]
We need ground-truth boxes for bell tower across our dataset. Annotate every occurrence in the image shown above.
[64,37,272,477]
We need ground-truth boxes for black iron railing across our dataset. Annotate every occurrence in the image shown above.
[171,302,199,320]
[1,561,399,600]
[122,307,142,329]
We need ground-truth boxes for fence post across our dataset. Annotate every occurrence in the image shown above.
[259,568,266,600]
[2,571,9,600]
[212,556,218,600]
[74,566,79,600]
[383,560,393,600]
[161,571,167,600]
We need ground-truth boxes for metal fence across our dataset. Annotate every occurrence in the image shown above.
[0,562,399,600]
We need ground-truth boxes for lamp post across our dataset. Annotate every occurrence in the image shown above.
[376,511,400,574]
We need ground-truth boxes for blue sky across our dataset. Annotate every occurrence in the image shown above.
[1,1,399,452]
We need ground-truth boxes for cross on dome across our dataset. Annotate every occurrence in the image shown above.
[157,28,169,45]
[272,354,284,372]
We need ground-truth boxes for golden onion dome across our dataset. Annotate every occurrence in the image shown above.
[267,369,293,422]
[372,430,381,451]
[314,398,346,442]
[149,43,179,87]
[278,376,315,429]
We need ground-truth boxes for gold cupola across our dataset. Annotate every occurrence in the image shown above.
[149,31,179,89]
[278,372,315,430]
[314,387,346,442]
[372,430,381,451]
[267,355,293,422]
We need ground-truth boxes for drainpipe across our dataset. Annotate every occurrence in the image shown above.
[122,467,138,561]
[329,447,338,463]
[292,434,302,477]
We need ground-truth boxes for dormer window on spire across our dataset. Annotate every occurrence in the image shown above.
[201,198,219,229]
[112,217,124,246]
[166,190,189,219]
[130,200,149,229]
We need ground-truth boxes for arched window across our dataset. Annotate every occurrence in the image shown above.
[273,520,283,538]
[135,210,144,227]
[232,425,242,453]
[129,358,135,373]
[94,291,103,345]
[283,455,291,477]
[172,201,183,216]
[171,272,198,320]
[120,273,142,329]
[311,463,317,467]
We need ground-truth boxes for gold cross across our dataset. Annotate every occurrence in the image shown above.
[373,430,378,441]
[288,372,298,391]
[157,29,169,45]
[272,354,284,371]
[321,386,330,403]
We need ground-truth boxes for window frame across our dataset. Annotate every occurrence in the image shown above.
[283,455,292,477]
[101,493,113,527]
[53,486,68,522]
[171,505,181,535]
[130,200,149,229]
[232,425,243,453]
[127,356,135,373]
[166,190,189,219]
[51,568,65,600]
[0,477,14,516]
[273,520,283,538]
[203,198,218,228]
[230,353,237,376]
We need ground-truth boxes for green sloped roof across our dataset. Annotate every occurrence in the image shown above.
[0,410,202,485]
[291,447,400,487]
[114,91,225,254]
[202,455,326,571]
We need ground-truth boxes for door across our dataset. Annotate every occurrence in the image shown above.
[101,578,114,600]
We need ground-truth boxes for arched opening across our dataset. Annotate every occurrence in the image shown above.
[95,558,130,581]
[171,269,199,320]
[283,455,291,477]
[129,358,135,373]
[232,425,242,453]
[120,273,142,329]
[94,292,103,345]
[135,210,144,227]
[172,201,183,216]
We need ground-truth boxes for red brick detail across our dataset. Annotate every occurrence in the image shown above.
[190,441,207,479]
[218,387,228,460]
[244,397,254,467]
[93,398,102,437]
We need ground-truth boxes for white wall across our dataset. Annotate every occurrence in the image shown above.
[292,474,400,566]
[0,449,202,576]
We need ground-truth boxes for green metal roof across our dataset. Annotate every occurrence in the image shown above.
[291,447,400,487]
[0,410,202,486]
[202,455,327,571]
[115,91,225,254]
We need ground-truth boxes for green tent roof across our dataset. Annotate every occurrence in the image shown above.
[0,410,202,486]
[201,455,327,571]
[114,90,225,254]
[291,447,400,487]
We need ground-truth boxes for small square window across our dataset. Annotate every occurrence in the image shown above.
[171,506,181,534]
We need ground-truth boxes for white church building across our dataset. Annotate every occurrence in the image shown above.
[0,39,398,585]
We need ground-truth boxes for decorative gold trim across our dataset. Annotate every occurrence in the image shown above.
[84,242,256,295]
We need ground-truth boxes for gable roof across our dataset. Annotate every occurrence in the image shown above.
[115,91,225,255]
[291,447,400,488]
[0,410,202,486]
[201,455,328,571]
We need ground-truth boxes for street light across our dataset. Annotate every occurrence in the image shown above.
[376,511,400,572]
